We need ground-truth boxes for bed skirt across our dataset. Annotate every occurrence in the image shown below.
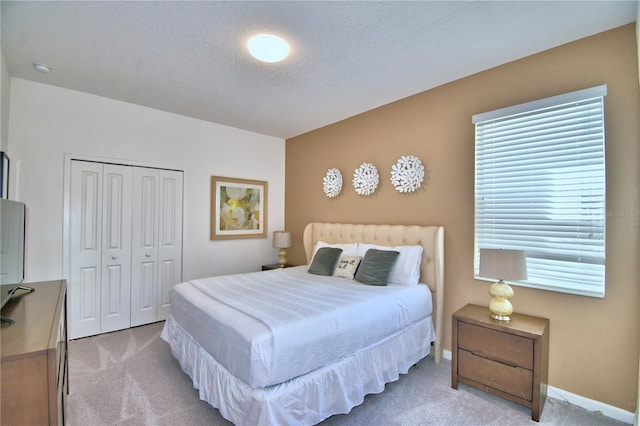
[161,315,434,426]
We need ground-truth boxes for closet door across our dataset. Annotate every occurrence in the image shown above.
[69,161,133,339]
[157,170,183,320]
[130,168,160,326]
[100,164,133,333]
[69,161,103,339]
[130,168,183,326]
[69,161,183,337]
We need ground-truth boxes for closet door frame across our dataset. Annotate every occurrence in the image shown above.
[63,154,186,334]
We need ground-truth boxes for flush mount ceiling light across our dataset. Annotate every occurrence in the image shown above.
[247,34,290,63]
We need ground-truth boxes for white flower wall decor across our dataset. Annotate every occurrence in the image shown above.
[390,155,425,193]
[353,162,379,196]
[323,168,343,198]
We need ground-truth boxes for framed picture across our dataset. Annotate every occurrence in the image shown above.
[210,176,268,240]
[0,152,9,199]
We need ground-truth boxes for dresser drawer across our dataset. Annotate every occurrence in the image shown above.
[458,321,533,369]
[458,349,533,401]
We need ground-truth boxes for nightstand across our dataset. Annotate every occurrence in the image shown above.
[452,304,549,421]
[261,264,295,271]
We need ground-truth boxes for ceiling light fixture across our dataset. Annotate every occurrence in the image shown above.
[33,62,50,73]
[247,34,290,63]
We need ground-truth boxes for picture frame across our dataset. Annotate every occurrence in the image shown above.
[0,152,9,199]
[210,176,268,240]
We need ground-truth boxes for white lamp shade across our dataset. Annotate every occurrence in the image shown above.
[273,231,292,249]
[479,249,527,281]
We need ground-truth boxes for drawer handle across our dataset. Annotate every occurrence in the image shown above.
[471,350,520,368]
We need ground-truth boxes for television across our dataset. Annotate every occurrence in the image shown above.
[0,199,27,314]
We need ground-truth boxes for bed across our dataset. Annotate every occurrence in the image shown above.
[161,222,444,425]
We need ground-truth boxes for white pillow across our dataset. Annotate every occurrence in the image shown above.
[333,256,362,279]
[357,243,423,285]
[312,241,359,262]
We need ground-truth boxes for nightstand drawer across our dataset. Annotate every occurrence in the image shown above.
[458,349,533,401]
[458,321,534,369]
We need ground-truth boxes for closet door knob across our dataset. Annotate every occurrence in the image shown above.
[111,256,117,260]
[145,254,151,258]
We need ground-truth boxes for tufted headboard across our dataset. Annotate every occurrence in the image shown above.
[303,222,445,363]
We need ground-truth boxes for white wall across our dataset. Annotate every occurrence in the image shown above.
[8,78,286,283]
[1,52,10,151]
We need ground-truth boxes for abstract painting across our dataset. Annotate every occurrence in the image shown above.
[210,176,267,240]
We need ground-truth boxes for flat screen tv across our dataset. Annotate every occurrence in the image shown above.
[0,199,26,311]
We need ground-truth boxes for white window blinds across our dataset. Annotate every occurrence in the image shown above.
[473,85,606,298]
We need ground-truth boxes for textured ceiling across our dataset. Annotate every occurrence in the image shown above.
[1,1,637,139]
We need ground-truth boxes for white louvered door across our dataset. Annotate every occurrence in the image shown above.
[69,160,182,339]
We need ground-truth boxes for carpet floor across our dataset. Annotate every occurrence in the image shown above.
[66,321,628,426]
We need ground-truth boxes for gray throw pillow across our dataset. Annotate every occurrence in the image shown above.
[354,249,400,286]
[308,247,343,276]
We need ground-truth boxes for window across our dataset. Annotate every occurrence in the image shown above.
[474,85,606,298]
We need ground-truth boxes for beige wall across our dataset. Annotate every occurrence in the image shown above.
[286,24,639,412]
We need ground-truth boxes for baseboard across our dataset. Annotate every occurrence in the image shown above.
[439,349,635,424]
[547,386,635,424]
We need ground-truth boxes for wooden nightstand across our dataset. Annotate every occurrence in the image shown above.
[452,304,549,421]
[261,264,295,271]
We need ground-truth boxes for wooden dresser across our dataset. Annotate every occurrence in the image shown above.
[1,280,68,425]
[452,303,549,421]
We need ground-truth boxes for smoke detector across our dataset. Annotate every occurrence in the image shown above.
[33,62,51,73]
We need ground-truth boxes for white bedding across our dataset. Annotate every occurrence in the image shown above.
[162,314,433,425]
[167,265,433,388]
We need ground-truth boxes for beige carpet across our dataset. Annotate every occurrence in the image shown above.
[66,321,627,426]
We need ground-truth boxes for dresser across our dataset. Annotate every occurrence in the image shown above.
[452,303,549,421]
[1,280,68,425]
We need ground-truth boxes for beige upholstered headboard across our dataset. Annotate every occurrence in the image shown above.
[303,222,445,363]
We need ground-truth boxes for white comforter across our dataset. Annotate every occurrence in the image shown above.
[169,266,433,388]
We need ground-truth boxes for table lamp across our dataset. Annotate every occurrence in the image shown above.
[273,231,292,267]
[478,248,527,321]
